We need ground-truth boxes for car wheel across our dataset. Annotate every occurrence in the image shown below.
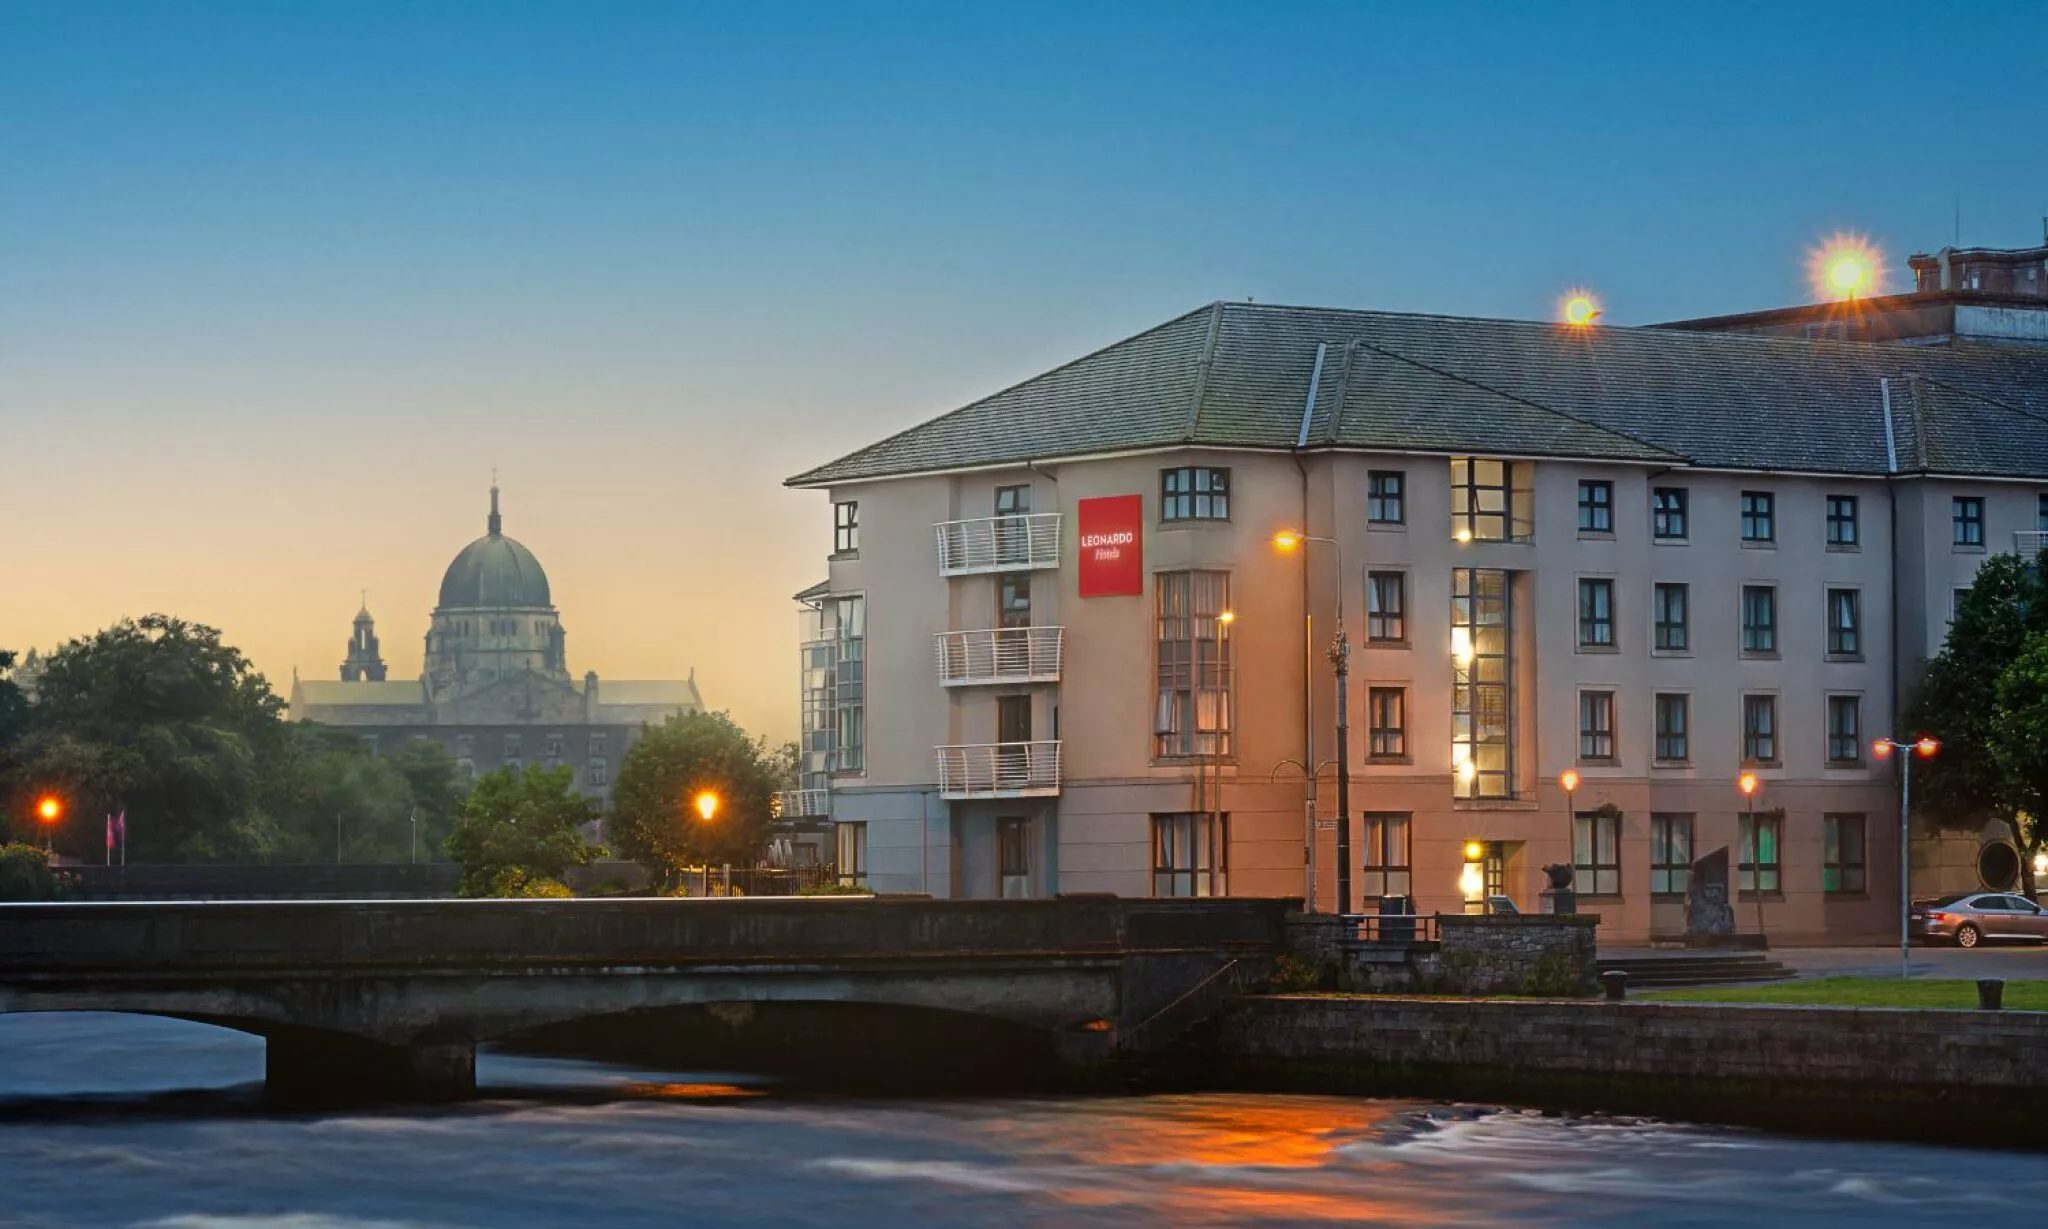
[1956,923,1981,949]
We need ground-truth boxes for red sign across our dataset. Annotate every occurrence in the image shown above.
[1077,495,1144,597]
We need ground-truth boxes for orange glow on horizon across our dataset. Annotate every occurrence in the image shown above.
[1808,232,1883,301]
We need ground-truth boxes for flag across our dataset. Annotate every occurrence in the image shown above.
[114,812,126,841]
[106,816,114,850]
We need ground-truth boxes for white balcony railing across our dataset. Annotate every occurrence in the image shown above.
[933,513,1062,577]
[933,626,1064,686]
[2016,530,2048,556]
[775,789,831,820]
[936,741,1063,799]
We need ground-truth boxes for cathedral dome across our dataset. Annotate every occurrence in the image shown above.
[436,487,553,609]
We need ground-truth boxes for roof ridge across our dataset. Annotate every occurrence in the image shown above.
[1182,302,1225,442]
[1912,372,2048,429]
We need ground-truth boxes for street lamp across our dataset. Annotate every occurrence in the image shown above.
[1559,770,1580,909]
[1273,530,1352,914]
[1207,611,1234,899]
[1873,736,1939,978]
[34,795,62,854]
[1737,772,1766,941]
[694,791,721,823]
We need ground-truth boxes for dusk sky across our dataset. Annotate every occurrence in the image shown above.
[5,1,2047,741]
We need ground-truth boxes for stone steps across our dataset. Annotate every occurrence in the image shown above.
[1596,952,1795,988]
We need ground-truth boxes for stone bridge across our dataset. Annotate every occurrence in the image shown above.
[0,896,1293,1101]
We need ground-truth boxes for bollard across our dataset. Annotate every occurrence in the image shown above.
[1600,970,1628,1001]
[1977,978,2004,1011]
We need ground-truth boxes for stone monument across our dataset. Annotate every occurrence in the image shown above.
[1685,846,1736,938]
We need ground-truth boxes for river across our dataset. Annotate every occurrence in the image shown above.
[0,1013,2042,1227]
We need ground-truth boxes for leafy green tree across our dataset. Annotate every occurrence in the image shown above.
[610,712,779,887]
[0,843,60,901]
[0,651,29,759]
[387,737,467,861]
[1989,633,2048,898]
[445,764,599,897]
[1906,552,2048,897]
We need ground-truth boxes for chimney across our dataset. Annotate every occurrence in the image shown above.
[584,670,600,722]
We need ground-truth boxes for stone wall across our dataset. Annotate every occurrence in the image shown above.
[1281,913,1598,996]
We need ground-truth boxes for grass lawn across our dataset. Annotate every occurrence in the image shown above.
[1643,976,2048,1010]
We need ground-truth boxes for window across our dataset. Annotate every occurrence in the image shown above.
[543,734,563,761]
[1827,695,1862,764]
[588,732,607,757]
[833,501,859,555]
[1654,693,1689,762]
[1578,690,1615,761]
[502,734,521,758]
[1739,810,1782,894]
[835,822,868,885]
[1742,694,1777,764]
[1573,809,1622,896]
[1826,495,1859,547]
[587,757,608,786]
[1451,568,1514,798]
[1652,487,1689,540]
[1826,588,1861,657]
[1450,457,1530,542]
[998,573,1032,629]
[1653,583,1689,652]
[457,758,475,782]
[1161,467,1230,521]
[454,734,474,757]
[1155,571,1232,757]
[2038,492,2048,531]
[1151,812,1227,897]
[993,486,1032,565]
[1824,814,1867,895]
[1368,571,1407,642]
[1741,585,1777,654]
[1952,588,1971,624]
[1577,578,1615,648]
[1361,812,1412,900]
[994,485,1030,517]
[1953,496,1984,547]
[1740,490,1775,543]
[1651,814,1693,897]
[1367,471,1405,525]
[1577,479,1613,533]
[998,817,1031,898]
[833,594,866,773]
[1368,687,1406,758]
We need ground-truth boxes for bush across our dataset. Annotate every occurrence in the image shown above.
[0,843,60,901]
[798,881,873,897]
[486,867,575,898]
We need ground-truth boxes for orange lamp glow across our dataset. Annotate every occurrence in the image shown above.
[1463,841,1485,862]
[1872,739,1894,760]
[1737,772,1759,796]
[1915,737,1940,758]
[1808,233,1883,301]
[35,796,61,824]
[1560,290,1602,327]
[693,791,720,822]
[1559,769,1580,794]
[1272,530,1302,552]
[1218,610,1236,626]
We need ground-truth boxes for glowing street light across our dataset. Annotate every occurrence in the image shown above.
[1736,771,1766,942]
[34,794,62,854]
[1560,290,1602,327]
[1808,233,1882,302]
[1874,735,1940,978]
[693,791,721,822]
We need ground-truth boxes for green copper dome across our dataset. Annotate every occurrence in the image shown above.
[436,488,553,609]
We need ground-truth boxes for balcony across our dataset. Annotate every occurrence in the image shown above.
[933,626,1064,686]
[775,789,831,820]
[2016,530,2048,556]
[933,513,1062,577]
[936,741,1062,799]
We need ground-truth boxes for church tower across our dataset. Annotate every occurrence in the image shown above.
[341,599,389,682]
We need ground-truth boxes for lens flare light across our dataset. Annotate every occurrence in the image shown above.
[1560,290,1602,327]
[1808,233,1882,302]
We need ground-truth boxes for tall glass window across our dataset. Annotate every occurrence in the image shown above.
[1452,568,1514,798]
[1654,693,1689,762]
[1578,578,1614,647]
[1578,690,1615,761]
[1361,812,1412,900]
[1154,571,1232,757]
[1827,695,1862,764]
[1368,687,1406,759]
[832,595,866,773]
[1651,814,1693,896]
[1653,583,1689,651]
[835,822,868,885]
[1450,458,1531,542]
[1740,810,1782,894]
[833,501,859,554]
[1573,810,1621,896]
[1823,814,1866,893]
[1827,588,1860,657]
[1741,585,1777,654]
[1367,572,1407,642]
[1742,694,1777,764]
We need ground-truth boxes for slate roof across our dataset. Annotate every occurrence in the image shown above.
[786,301,2048,486]
[293,680,429,707]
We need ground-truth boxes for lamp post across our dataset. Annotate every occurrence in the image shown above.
[35,795,62,856]
[1209,611,1234,898]
[1873,736,1939,979]
[1273,531,1351,915]
[693,790,722,897]
[1737,772,1765,941]
[1558,770,1580,912]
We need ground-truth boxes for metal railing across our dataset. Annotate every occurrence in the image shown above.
[933,513,1062,576]
[935,740,1062,799]
[774,789,831,820]
[2015,530,2048,556]
[1121,957,1250,1053]
[1344,914,1442,945]
[933,626,1064,686]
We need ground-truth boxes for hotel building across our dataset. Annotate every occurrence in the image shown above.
[783,301,2048,940]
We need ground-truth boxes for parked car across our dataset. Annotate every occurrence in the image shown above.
[1911,893,2048,947]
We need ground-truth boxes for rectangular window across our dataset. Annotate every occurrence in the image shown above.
[1952,588,1971,623]
[1742,694,1778,764]
[1741,585,1777,654]
[2038,492,2048,531]
[997,573,1032,629]
[502,733,521,758]
[454,734,474,758]
[994,485,1030,517]
[1367,471,1406,525]
[1573,809,1622,896]
[835,821,868,885]
[1151,812,1227,898]
[1361,812,1413,901]
[1653,582,1689,651]
[1826,494,1859,547]
[1652,487,1689,540]
[1578,690,1616,761]
[833,594,866,773]
[1739,810,1782,894]
[1826,588,1861,657]
[587,732,607,757]
[1368,571,1407,642]
[1651,814,1693,897]
[1368,687,1406,759]
[1451,568,1514,799]
[1655,693,1689,762]
[1740,490,1775,543]
[998,817,1031,898]
[1823,814,1867,894]
[543,734,563,763]
[992,486,1032,565]
[1450,457,1530,542]
[587,756,608,787]
[833,501,859,555]
[1953,496,1984,547]
[1160,467,1230,522]
[1577,479,1614,533]
[1828,695,1862,764]
[1154,571,1232,757]
[1577,578,1615,648]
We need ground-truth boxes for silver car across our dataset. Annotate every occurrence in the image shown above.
[1911,893,2048,947]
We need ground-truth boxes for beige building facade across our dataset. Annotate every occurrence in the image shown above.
[787,302,2048,941]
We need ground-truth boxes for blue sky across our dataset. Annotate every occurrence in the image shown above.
[4,1,2045,736]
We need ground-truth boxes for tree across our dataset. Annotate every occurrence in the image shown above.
[0,651,29,758]
[444,764,599,897]
[386,737,467,861]
[0,843,60,901]
[1989,633,2048,898]
[609,712,779,888]
[1906,552,2048,897]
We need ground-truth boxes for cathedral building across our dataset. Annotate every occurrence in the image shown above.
[290,486,704,804]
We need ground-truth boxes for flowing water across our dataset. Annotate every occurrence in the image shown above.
[1,1013,2042,1228]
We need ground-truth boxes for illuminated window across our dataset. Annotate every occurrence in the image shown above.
[1654,694,1689,763]
[1154,571,1232,758]
[1368,687,1405,759]
[1577,578,1614,647]
[833,501,859,555]
[1577,480,1613,534]
[835,822,868,885]
[1367,471,1406,525]
[1828,695,1862,764]
[1651,814,1692,896]
[1360,812,1412,901]
[1451,568,1514,799]
[1826,495,1859,547]
[1151,812,1227,898]
[1652,488,1688,540]
[1450,457,1531,542]
[1653,583,1689,652]
[1824,814,1866,893]
[1160,467,1230,522]
[1740,810,1782,894]
[1578,690,1615,761]
[1827,588,1861,657]
[1740,491,1775,543]
[1741,586,1777,655]
[1572,810,1621,896]
[1367,572,1406,642]
[1953,496,1984,547]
